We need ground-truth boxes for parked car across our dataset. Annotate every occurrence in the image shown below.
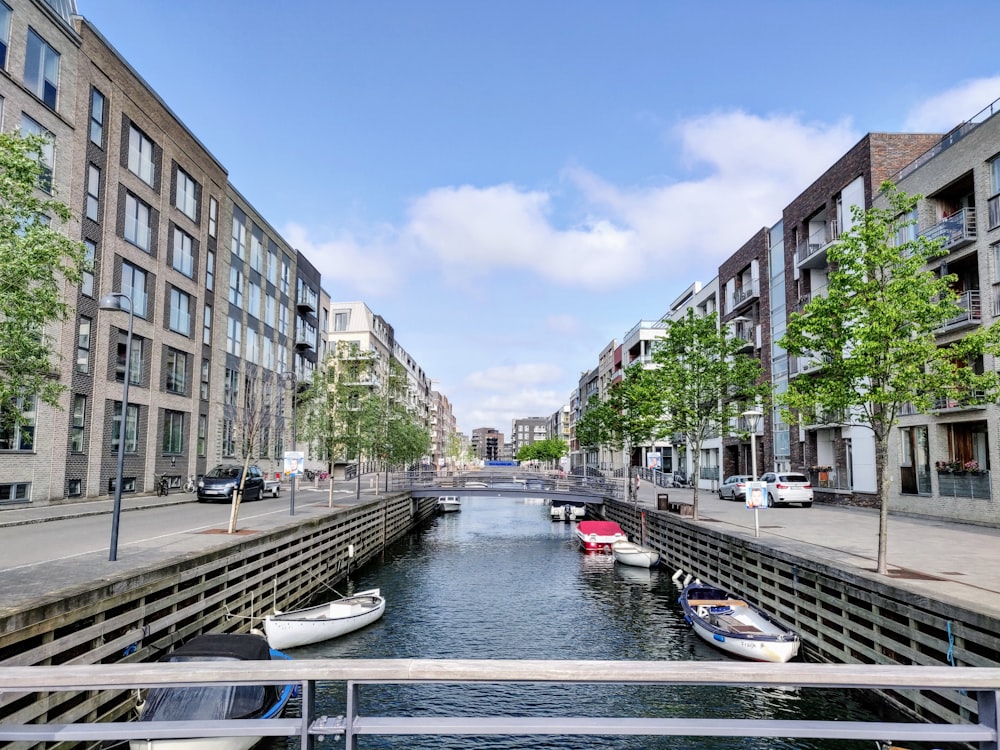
[719,475,755,501]
[759,471,813,507]
[197,463,266,503]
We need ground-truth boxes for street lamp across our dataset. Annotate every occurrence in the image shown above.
[742,408,763,538]
[279,372,297,516]
[99,292,133,562]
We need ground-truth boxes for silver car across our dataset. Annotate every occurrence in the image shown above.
[759,471,813,508]
[719,475,754,501]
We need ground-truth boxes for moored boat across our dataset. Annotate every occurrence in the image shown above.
[550,501,586,521]
[437,496,461,512]
[574,520,626,553]
[611,539,660,568]
[680,579,800,663]
[130,633,293,750]
[263,589,385,650]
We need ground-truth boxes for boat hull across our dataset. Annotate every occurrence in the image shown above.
[437,496,461,512]
[130,737,259,750]
[264,589,386,650]
[681,581,800,663]
[611,541,660,568]
[575,520,626,553]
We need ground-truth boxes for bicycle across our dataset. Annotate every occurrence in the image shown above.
[182,474,197,493]
[154,473,169,497]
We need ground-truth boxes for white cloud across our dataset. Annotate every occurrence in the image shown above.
[904,77,1000,132]
[545,314,581,336]
[464,363,563,391]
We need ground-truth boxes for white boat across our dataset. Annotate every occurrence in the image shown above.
[550,501,586,521]
[574,520,627,553]
[263,589,386,650]
[437,496,461,512]
[611,539,660,568]
[130,633,293,750]
[680,579,800,663]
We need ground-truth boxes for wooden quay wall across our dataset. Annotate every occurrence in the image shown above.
[605,499,1000,733]
[0,494,438,747]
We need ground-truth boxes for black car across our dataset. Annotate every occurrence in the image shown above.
[196,463,265,503]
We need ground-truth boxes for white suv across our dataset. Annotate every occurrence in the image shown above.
[759,471,813,508]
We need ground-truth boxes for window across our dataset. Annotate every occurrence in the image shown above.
[24,28,59,109]
[250,225,263,273]
[86,165,100,221]
[67,478,81,497]
[224,367,238,406]
[280,254,290,294]
[278,306,288,336]
[89,87,105,146]
[20,114,53,192]
[121,261,148,318]
[169,288,192,335]
[165,348,187,394]
[231,205,247,259]
[116,333,143,385]
[206,249,215,291]
[81,240,95,297]
[197,414,207,456]
[200,358,210,400]
[267,242,278,285]
[111,401,139,453]
[334,311,351,331]
[226,315,242,355]
[172,227,194,277]
[222,419,235,457]
[263,337,274,370]
[175,167,197,220]
[70,395,86,452]
[0,397,35,451]
[163,410,184,454]
[0,3,10,69]
[265,294,276,328]
[0,483,30,503]
[128,125,155,184]
[208,197,218,238]
[246,329,259,364]
[76,317,91,373]
[124,193,151,251]
[228,267,243,306]
[203,304,212,345]
[248,280,261,319]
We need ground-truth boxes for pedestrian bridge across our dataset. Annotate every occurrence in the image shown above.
[388,470,626,505]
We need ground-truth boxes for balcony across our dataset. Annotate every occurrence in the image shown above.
[922,207,977,252]
[937,469,991,499]
[807,466,849,491]
[937,289,981,332]
[933,389,987,412]
[699,465,720,480]
[797,220,840,269]
[730,279,759,311]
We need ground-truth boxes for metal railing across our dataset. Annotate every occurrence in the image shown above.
[391,470,625,501]
[1,660,998,749]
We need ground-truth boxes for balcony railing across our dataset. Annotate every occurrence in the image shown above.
[938,289,982,331]
[796,220,840,268]
[699,465,720,480]
[731,280,759,309]
[807,466,849,491]
[922,207,977,252]
[937,469,992,499]
[934,389,987,411]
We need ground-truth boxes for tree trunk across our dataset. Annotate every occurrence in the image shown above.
[876,434,890,574]
[690,437,701,520]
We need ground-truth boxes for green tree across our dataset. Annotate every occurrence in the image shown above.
[0,132,85,431]
[651,309,767,519]
[779,183,1000,574]
[515,438,567,465]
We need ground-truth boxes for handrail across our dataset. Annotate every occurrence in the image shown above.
[1,660,998,747]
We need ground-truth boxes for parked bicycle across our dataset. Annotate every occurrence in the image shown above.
[182,474,196,493]
[153,473,169,497]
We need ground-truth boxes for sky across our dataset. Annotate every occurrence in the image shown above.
[79,1,1000,436]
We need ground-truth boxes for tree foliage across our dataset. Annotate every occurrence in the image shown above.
[0,132,86,428]
[779,183,1000,573]
[651,309,767,519]
[515,438,567,464]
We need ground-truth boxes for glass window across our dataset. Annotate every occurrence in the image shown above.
[208,197,218,238]
[231,205,247,259]
[203,304,212,345]
[175,167,197,220]
[226,316,242,356]
[116,334,143,385]
[90,87,105,146]
[280,254,290,294]
[0,397,35,450]
[197,414,207,456]
[334,311,350,331]
[121,261,148,318]
[265,294,276,328]
[111,402,139,453]
[228,266,243,306]
[206,249,215,291]
[0,482,30,502]
[0,3,10,70]
[24,28,59,110]
[172,226,194,277]
[222,418,235,457]
[163,410,184,454]
[278,306,288,336]
[19,114,53,192]
[267,242,278,285]
[124,193,151,251]
[70,395,86,452]
[224,367,238,406]
[200,358,210,401]
[263,337,274,370]
[165,348,187,394]
[86,164,100,221]
[250,225,263,273]
[81,239,95,297]
[76,316,91,374]
[67,478,81,497]
[128,125,155,184]
[248,280,261,319]
[169,287,191,336]
[246,329,259,364]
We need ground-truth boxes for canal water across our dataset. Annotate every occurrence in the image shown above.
[276,496,891,749]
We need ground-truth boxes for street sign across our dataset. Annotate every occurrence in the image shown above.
[746,481,767,509]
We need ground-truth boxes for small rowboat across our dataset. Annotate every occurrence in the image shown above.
[263,589,385,650]
[680,579,800,663]
[611,540,660,568]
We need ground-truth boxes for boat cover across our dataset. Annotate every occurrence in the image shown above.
[576,520,624,536]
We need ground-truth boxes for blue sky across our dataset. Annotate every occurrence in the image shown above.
[81,1,1000,436]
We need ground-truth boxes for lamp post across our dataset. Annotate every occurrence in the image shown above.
[280,372,297,516]
[742,408,763,538]
[99,292,134,562]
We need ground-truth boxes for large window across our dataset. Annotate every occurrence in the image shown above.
[280,254,290,294]
[124,193,151,251]
[228,267,243,306]
[250,225,263,273]
[206,249,215,291]
[200,358,210,400]
[0,3,10,70]
[222,418,235,457]
[248,280,261,319]
[165,348,187,394]
[0,483,30,503]
[24,28,59,110]
[70,395,86,452]
[172,227,194,277]
[76,316,91,374]
[226,315,242,356]
[89,87,105,146]
[116,334,143,385]
[20,114,52,192]
[208,196,218,238]
[169,288,192,335]
[267,242,278,285]
[197,414,207,456]
[128,125,155,184]
[246,329,259,364]
[111,402,139,453]
[224,367,238,406]
[162,410,184,454]
[334,311,351,331]
[81,240,95,297]
[121,261,148,318]
[175,167,197,220]
[203,304,212,345]
[86,164,100,221]
[0,397,35,451]
[231,205,247,259]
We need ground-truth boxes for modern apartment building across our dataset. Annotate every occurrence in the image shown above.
[470,427,502,462]
[511,416,548,457]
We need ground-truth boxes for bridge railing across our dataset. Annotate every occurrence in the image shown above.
[389,470,626,500]
[1,660,998,749]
